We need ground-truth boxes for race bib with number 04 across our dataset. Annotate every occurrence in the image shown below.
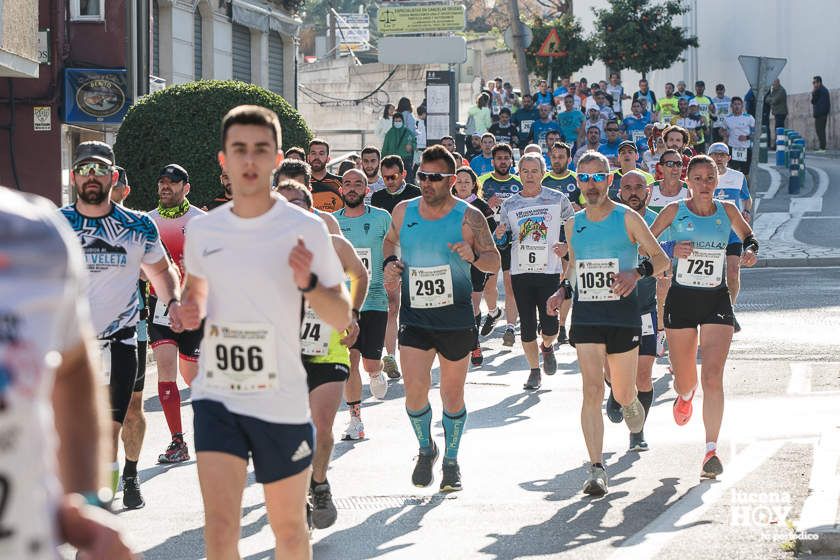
[518,242,548,272]
[576,258,620,301]
[152,300,170,327]
[408,265,454,308]
[731,147,748,162]
[355,247,372,273]
[204,322,278,392]
[675,248,725,288]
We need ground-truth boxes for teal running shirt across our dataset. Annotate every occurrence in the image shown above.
[667,200,731,290]
[335,205,391,312]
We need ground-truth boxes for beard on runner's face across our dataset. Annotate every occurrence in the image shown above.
[77,176,109,204]
[343,190,364,207]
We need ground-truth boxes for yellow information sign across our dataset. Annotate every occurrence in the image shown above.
[378,5,466,34]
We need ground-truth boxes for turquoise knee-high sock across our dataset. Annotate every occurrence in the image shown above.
[406,403,433,453]
[442,407,467,464]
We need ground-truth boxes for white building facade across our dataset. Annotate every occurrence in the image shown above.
[152,0,299,104]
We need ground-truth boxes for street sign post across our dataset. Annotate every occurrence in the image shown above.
[536,28,566,58]
[378,37,467,65]
[738,55,787,189]
[377,5,465,34]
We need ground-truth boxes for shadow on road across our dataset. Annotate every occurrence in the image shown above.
[144,387,192,412]
[312,494,448,559]
[468,390,550,430]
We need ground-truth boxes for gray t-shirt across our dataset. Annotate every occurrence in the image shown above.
[499,187,575,275]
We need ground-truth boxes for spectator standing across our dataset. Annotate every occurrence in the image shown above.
[467,92,493,135]
[767,79,788,142]
[812,75,831,152]
[606,72,628,119]
[376,104,396,145]
[382,112,417,177]
[557,95,585,147]
[633,79,657,112]
[512,94,540,146]
[396,97,416,134]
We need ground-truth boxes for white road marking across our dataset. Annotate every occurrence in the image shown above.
[797,427,840,550]
[787,362,814,395]
[759,163,782,200]
[607,441,784,560]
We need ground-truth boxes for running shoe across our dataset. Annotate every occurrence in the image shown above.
[701,451,724,479]
[523,369,541,390]
[629,431,649,452]
[672,390,695,426]
[621,397,646,434]
[383,355,401,379]
[502,326,516,347]
[158,433,190,464]
[440,462,462,493]
[341,417,365,441]
[732,315,741,333]
[480,308,502,336]
[369,373,388,400]
[605,389,623,423]
[474,313,482,330]
[556,326,568,346]
[121,476,145,509]
[656,330,666,357]
[471,347,483,367]
[582,465,608,496]
[412,441,439,488]
[310,483,338,529]
[541,346,557,375]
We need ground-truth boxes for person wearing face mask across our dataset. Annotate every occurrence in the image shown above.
[382,113,417,181]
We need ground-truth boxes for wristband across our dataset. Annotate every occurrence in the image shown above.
[636,260,654,278]
[352,308,361,321]
[743,234,759,254]
[299,272,319,293]
[382,255,399,270]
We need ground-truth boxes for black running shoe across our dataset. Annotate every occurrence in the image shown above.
[440,462,462,492]
[629,431,649,452]
[310,483,337,529]
[122,476,145,509]
[480,308,502,336]
[556,326,568,346]
[524,369,541,390]
[605,389,623,423]
[541,346,557,375]
[412,442,439,487]
[732,316,741,333]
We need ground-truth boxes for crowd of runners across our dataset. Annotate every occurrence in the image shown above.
[2,78,761,556]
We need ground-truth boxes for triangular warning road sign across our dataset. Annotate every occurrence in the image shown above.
[537,28,566,58]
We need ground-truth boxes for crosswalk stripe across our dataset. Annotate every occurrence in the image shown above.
[787,362,814,395]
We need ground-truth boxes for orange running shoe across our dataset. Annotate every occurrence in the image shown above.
[672,389,695,426]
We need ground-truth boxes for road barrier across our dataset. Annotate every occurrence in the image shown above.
[775,127,787,166]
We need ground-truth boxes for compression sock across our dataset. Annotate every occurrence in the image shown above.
[123,459,138,479]
[638,390,654,424]
[158,381,182,436]
[406,403,433,453]
[442,407,467,465]
[347,400,361,419]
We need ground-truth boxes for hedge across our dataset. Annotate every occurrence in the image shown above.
[113,80,312,211]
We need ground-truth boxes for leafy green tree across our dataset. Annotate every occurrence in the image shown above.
[524,15,595,83]
[114,80,311,210]
[592,0,698,79]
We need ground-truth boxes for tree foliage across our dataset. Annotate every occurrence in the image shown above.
[524,15,596,82]
[592,0,698,78]
[113,80,312,211]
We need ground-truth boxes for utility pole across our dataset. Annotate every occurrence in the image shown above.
[508,0,531,96]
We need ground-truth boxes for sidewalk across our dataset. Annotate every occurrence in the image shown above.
[751,151,840,267]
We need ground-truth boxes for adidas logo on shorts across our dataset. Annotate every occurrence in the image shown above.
[291,440,312,462]
[632,336,639,342]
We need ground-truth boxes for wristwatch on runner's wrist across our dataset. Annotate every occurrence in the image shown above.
[299,272,319,293]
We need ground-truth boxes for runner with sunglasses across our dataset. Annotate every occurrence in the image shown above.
[495,153,574,390]
[383,145,500,492]
[649,154,757,479]
[546,152,669,496]
[60,141,182,508]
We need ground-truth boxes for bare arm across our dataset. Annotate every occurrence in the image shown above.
[331,235,368,311]
[178,273,209,331]
[141,256,180,304]
[626,211,670,275]
[53,336,110,493]
[649,202,678,238]
[318,210,342,236]
[461,205,501,274]
[723,201,753,242]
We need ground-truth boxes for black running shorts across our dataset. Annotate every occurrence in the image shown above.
[569,324,641,354]
[398,324,476,361]
[664,285,734,329]
[193,399,314,484]
[304,361,350,393]
[148,296,204,362]
[726,242,743,257]
[638,312,658,357]
[351,310,388,360]
[100,328,138,424]
[510,273,561,343]
[471,265,490,293]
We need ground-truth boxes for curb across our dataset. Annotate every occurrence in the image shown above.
[756,257,840,268]
[796,426,840,555]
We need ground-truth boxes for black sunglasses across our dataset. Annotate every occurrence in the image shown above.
[416,171,455,182]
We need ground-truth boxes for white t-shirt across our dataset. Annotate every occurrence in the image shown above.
[723,113,755,148]
[60,203,166,339]
[183,197,344,424]
[1,187,93,558]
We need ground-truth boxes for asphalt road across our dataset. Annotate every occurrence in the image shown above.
[62,266,840,560]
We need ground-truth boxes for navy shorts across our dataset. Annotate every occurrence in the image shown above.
[638,311,658,357]
[726,242,743,257]
[193,399,314,484]
[569,325,641,355]
[351,310,388,360]
[399,324,476,362]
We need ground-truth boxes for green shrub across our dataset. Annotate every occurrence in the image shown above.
[114,80,312,210]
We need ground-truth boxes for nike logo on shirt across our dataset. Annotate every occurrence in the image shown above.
[203,248,223,257]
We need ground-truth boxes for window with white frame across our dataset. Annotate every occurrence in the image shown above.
[71,0,105,21]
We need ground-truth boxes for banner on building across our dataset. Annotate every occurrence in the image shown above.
[64,68,131,125]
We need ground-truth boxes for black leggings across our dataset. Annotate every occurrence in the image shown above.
[107,339,138,424]
[511,273,561,343]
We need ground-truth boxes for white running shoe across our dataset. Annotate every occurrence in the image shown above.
[656,330,666,357]
[341,417,365,440]
[369,373,388,400]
